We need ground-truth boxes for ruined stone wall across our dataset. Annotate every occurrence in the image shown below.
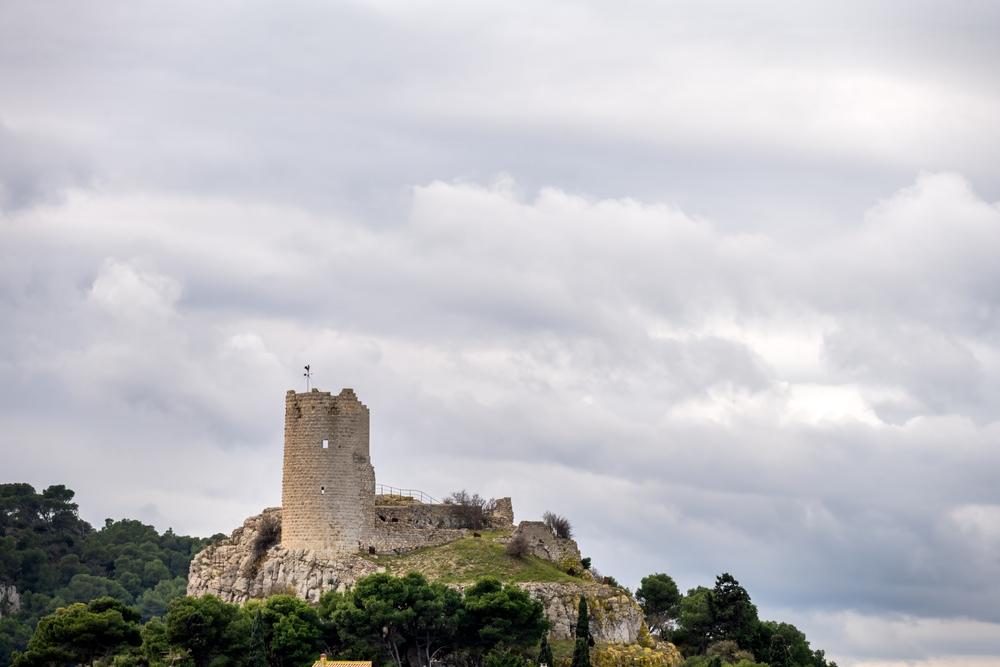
[368,523,470,554]
[375,503,473,529]
[491,497,514,527]
[512,520,582,566]
[282,388,375,553]
[373,499,516,531]
[367,497,515,551]
[369,504,476,553]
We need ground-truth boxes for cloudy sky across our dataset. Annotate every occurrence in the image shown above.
[2,1,1000,665]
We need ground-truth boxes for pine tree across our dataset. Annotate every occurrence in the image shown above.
[570,597,590,667]
[537,633,555,667]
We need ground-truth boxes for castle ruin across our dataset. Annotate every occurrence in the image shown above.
[186,385,647,645]
[281,386,514,555]
[282,388,376,553]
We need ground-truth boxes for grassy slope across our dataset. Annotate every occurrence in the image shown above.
[367,530,579,584]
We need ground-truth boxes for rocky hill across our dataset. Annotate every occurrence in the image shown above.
[188,508,650,644]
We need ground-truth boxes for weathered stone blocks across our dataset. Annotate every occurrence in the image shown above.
[282,388,376,553]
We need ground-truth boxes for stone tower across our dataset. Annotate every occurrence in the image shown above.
[281,388,375,553]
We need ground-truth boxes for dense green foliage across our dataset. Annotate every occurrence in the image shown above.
[4,483,840,667]
[12,573,545,666]
[638,573,837,667]
[12,597,142,666]
[636,573,682,636]
[0,483,218,663]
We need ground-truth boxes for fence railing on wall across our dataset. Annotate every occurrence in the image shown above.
[375,484,440,505]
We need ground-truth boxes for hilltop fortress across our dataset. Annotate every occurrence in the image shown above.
[280,387,514,554]
[186,386,646,644]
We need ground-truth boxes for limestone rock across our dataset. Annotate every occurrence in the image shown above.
[187,508,381,604]
[517,581,644,643]
[510,521,582,568]
[0,584,19,619]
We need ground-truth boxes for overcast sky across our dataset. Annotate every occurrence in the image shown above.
[2,2,1000,665]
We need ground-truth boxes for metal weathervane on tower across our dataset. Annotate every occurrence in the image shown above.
[303,365,312,391]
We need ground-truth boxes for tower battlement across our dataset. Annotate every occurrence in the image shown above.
[281,387,376,553]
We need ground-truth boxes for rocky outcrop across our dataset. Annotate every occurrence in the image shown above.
[0,584,20,619]
[518,581,644,643]
[510,521,582,569]
[188,510,644,644]
[187,508,381,604]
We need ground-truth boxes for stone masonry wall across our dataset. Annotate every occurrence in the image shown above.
[491,497,514,527]
[368,523,470,554]
[367,497,515,553]
[375,503,474,529]
[282,388,376,553]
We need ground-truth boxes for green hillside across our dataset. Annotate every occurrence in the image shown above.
[368,530,578,584]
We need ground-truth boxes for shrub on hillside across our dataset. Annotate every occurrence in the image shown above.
[444,490,497,530]
[505,532,530,559]
[243,513,281,578]
[543,511,572,539]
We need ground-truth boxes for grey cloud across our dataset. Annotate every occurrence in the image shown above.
[3,2,1000,223]
[0,123,91,211]
[3,4,1000,665]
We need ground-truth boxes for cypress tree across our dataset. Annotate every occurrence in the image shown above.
[248,607,268,667]
[537,633,555,667]
[570,596,590,667]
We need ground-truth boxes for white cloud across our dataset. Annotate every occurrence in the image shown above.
[88,258,181,322]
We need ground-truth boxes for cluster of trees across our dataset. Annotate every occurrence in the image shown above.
[636,572,837,667]
[4,482,839,667]
[12,573,551,667]
[0,483,219,664]
[442,490,498,531]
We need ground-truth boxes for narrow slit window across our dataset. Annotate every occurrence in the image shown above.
[320,486,325,494]
[322,439,329,449]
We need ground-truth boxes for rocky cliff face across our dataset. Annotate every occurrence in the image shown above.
[509,521,582,568]
[518,582,644,643]
[187,508,380,604]
[0,584,19,619]
[188,509,645,644]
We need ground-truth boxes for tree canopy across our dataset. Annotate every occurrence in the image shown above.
[636,572,682,636]
[0,483,217,663]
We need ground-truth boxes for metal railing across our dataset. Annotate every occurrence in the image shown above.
[375,484,439,505]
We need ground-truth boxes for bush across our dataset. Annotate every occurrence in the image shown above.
[243,513,281,578]
[543,512,572,539]
[484,647,532,667]
[505,533,530,559]
[444,490,497,530]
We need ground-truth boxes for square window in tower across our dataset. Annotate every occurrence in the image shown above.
[322,439,329,449]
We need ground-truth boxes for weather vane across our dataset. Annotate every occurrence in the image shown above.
[303,364,312,391]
